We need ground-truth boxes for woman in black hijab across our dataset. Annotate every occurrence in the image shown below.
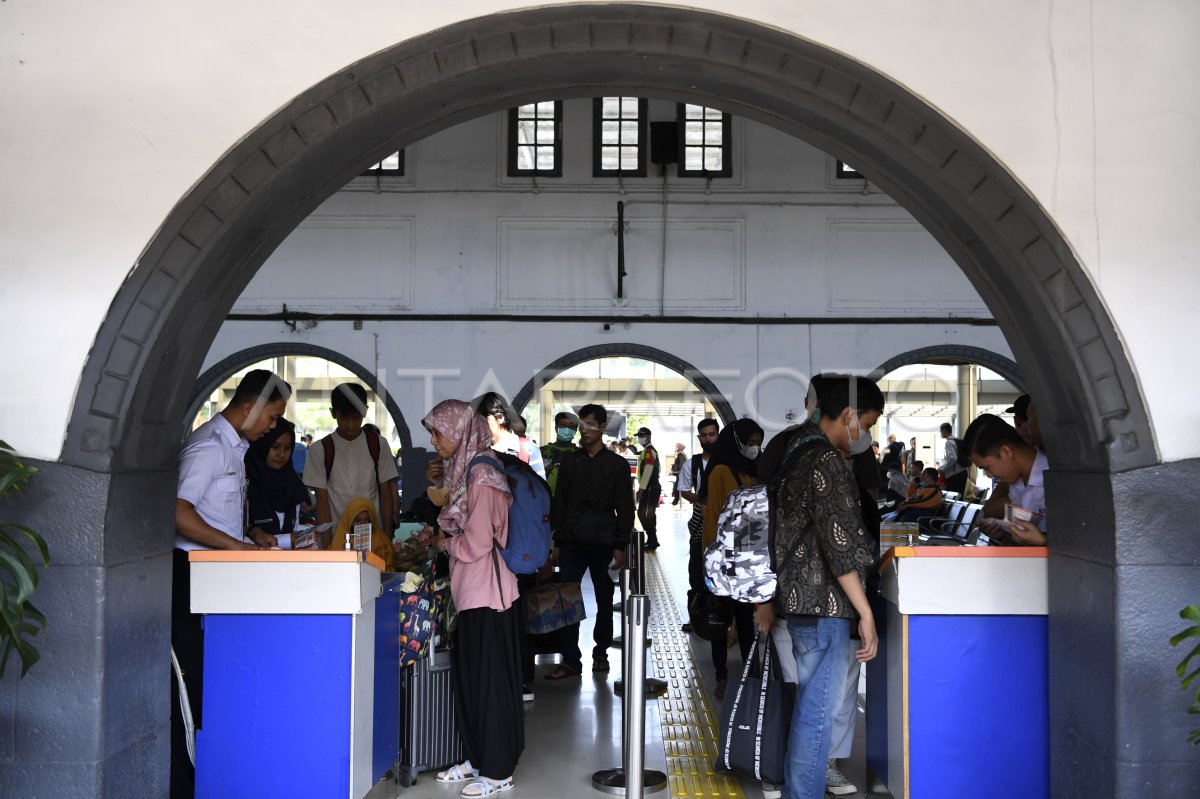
[245,417,311,548]
[698,417,764,698]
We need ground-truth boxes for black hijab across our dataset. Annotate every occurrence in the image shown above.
[245,417,309,536]
[698,418,764,502]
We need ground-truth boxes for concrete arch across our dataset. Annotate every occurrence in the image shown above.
[40,6,1177,794]
[61,4,1152,477]
[510,342,738,426]
[872,345,1025,391]
[188,343,414,452]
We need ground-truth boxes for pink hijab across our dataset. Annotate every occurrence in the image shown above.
[422,399,510,534]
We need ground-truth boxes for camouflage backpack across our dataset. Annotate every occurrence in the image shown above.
[703,434,826,603]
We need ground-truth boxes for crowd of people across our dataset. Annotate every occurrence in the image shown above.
[171,367,1046,799]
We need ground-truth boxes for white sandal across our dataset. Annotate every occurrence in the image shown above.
[459,777,514,797]
[435,760,478,783]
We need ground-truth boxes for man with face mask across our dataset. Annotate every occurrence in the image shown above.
[756,375,881,799]
[635,426,662,551]
[539,411,580,497]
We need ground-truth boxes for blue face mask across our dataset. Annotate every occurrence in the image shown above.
[556,427,576,443]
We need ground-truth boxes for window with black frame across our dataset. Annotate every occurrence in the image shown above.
[593,97,647,177]
[508,101,563,177]
[363,150,404,176]
[835,160,863,180]
[677,104,731,178]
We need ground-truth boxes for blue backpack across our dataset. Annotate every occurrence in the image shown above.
[468,452,553,574]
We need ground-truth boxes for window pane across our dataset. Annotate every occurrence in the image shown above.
[380,152,400,171]
[621,97,637,115]
[518,103,537,117]
[602,120,619,143]
[621,149,639,170]
[536,147,555,170]
[517,120,536,144]
[704,147,723,171]
[602,146,620,170]
[621,121,638,143]
[685,148,703,170]
[704,122,723,144]
[704,106,722,120]
[603,97,621,118]
[685,104,704,119]
[536,101,555,116]
[517,145,536,170]
[684,123,704,145]
[536,120,555,143]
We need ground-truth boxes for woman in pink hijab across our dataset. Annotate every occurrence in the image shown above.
[424,399,523,798]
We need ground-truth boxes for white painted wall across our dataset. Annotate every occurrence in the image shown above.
[205,104,1006,438]
[2,0,1198,461]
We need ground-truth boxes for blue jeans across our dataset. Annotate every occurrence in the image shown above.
[784,617,852,799]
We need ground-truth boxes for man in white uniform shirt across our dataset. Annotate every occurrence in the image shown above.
[172,368,289,797]
[963,413,1048,546]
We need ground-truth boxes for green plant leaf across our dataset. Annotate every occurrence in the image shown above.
[0,522,49,565]
[1170,624,1200,647]
[1182,663,1200,690]
[1182,605,1200,623]
[0,549,37,605]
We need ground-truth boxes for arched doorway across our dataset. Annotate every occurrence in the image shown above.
[53,6,1161,793]
[511,343,738,427]
[189,343,414,453]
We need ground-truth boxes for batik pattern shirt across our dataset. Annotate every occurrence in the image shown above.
[771,423,874,619]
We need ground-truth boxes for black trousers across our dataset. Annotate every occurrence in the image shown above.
[171,549,203,799]
[556,545,615,671]
[638,485,661,547]
[515,572,537,689]
[452,603,525,781]
[944,470,969,494]
[711,600,756,681]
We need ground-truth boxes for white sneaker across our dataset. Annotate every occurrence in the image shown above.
[761,781,782,799]
[826,759,857,795]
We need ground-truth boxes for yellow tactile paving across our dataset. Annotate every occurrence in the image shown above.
[642,556,746,799]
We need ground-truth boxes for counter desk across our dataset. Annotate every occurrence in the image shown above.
[188,550,402,799]
[865,546,1049,799]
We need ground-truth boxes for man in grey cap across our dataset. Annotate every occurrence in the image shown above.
[635,426,662,550]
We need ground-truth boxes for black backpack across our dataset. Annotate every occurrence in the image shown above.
[949,437,971,469]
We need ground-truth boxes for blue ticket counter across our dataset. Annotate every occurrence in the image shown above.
[865,547,1049,799]
[189,550,401,799]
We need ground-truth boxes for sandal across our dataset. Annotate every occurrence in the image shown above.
[592,657,610,673]
[460,777,514,797]
[436,761,478,783]
[544,664,582,681]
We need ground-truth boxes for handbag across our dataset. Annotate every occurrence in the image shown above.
[575,509,617,548]
[687,590,732,642]
[525,581,587,634]
[398,563,449,668]
[714,632,795,784]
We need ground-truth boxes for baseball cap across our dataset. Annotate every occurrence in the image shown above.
[636,427,651,436]
[1006,394,1031,419]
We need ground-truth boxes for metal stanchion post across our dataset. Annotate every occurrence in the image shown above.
[592,594,667,795]
[612,568,631,648]
[614,528,666,698]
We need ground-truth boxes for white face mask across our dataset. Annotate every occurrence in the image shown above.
[739,443,761,460]
[846,415,873,455]
[637,435,649,447]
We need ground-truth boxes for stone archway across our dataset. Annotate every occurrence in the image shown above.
[510,342,738,426]
[43,5,1171,795]
[872,345,1025,390]
[189,342,414,452]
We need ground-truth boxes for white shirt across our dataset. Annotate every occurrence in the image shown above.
[175,414,249,551]
[303,430,400,523]
[675,453,710,494]
[1007,449,1048,532]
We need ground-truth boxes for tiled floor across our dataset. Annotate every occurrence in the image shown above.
[375,505,872,798]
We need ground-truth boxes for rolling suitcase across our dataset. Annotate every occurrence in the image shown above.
[394,646,463,787]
